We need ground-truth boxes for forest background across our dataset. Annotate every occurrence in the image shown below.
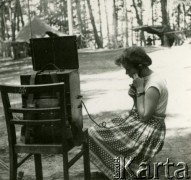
[0,0,191,52]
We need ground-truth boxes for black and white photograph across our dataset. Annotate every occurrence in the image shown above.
[0,0,191,179]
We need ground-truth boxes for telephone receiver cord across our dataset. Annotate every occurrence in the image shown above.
[81,100,135,129]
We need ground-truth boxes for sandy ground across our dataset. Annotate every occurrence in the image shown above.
[1,43,191,179]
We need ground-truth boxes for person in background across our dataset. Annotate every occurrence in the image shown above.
[147,36,153,46]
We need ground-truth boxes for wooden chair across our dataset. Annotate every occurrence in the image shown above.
[0,83,91,180]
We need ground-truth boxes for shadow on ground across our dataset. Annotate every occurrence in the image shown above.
[1,108,191,179]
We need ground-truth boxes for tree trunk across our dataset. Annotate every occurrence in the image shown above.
[18,0,24,27]
[12,0,17,41]
[8,1,12,40]
[75,0,83,34]
[160,0,169,26]
[67,0,73,35]
[104,0,111,47]
[17,15,20,32]
[98,0,103,46]
[0,4,6,40]
[182,3,186,29]
[123,0,129,47]
[151,0,155,45]
[82,0,87,34]
[131,17,134,45]
[160,0,171,46]
[177,4,181,30]
[86,0,103,48]
[61,0,67,32]
[132,0,145,46]
[112,0,118,48]
[5,12,10,39]
[132,0,142,25]
[140,1,145,46]
[16,0,19,32]
[11,0,24,40]
[15,0,24,32]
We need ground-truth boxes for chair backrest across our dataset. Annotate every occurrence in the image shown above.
[0,83,68,147]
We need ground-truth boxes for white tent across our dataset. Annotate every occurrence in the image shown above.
[16,16,67,42]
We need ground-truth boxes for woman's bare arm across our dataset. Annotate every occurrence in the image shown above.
[136,87,160,121]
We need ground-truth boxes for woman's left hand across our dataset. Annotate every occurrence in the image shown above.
[128,84,136,98]
[133,74,144,91]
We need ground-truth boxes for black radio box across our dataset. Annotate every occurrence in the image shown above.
[30,36,79,71]
[20,70,83,145]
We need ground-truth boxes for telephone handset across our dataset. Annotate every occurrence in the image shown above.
[133,73,139,80]
[129,73,139,90]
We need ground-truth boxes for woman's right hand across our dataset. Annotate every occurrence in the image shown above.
[128,84,136,98]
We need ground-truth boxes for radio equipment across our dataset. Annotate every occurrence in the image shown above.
[30,36,79,70]
[20,36,83,145]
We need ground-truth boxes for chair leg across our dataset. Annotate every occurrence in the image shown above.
[9,152,17,180]
[83,140,91,180]
[34,154,43,180]
[63,151,69,180]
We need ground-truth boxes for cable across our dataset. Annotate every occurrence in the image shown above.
[81,100,135,129]
[81,100,105,128]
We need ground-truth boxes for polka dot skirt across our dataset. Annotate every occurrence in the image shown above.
[88,110,166,180]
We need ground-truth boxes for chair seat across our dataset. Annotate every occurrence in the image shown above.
[15,128,88,154]
[16,132,74,154]
[15,143,66,154]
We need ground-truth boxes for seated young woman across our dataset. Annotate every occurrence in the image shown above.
[88,46,168,179]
